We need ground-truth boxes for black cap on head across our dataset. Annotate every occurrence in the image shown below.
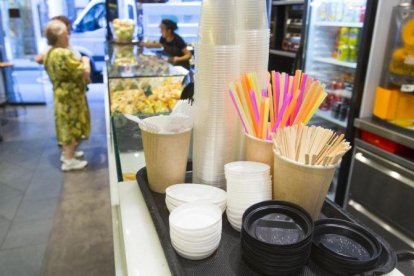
[161,19,178,31]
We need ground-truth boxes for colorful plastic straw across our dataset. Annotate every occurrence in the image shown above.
[229,70,327,140]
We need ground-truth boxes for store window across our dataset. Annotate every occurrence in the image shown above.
[74,3,106,32]
[128,5,134,20]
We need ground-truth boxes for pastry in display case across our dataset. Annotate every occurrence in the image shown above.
[112,45,139,67]
[373,3,414,129]
[109,77,183,115]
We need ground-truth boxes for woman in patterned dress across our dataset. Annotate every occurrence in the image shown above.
[44,20,91,171]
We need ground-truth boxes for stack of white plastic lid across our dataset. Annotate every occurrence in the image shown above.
[237,0,270,89]
[169,203,222,260]
[193,0,241,189]
[165,184,227,213]
[225,161,272,231]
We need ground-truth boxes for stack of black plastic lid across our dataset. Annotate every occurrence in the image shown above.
[312,219,383,275]
[241,200,314,275]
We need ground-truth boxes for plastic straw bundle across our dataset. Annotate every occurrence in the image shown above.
[193,0,240,189]
[229,70,328,140]
[273,125,351,166]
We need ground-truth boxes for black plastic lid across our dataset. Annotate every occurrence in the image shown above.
[241,238,311,267]
[312,219,383,274]
[242,200,314,249]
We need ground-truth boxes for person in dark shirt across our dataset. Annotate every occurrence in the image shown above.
[142,19,192,69]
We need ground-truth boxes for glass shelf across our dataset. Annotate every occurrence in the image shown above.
[106,43,188,79]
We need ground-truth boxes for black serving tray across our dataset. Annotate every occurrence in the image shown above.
[136,162,397,276]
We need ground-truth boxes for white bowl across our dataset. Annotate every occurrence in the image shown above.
[166,198,226,214]
[226,214,242,232]
[171,229,221,245]
[172,242,219,260]
[225,161,270,174]
[169,202,222,232]
[171,232,221,252]
[172,239,221,256]
[170,224,221,242]
[166,184,227,204]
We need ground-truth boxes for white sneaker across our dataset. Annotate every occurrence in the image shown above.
[61,158,88,171]
[60,151,84,162]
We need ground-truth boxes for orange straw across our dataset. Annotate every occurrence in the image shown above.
[294,82,318,124]
[279,89,300,127]
[296,85,322,124]
[290,70,302,123]
[258,99,265,138]
[235,82,255,135]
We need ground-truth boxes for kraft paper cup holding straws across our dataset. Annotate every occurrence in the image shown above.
[140,116,192,194]
[245,133,274,175]
[272,150,338,220]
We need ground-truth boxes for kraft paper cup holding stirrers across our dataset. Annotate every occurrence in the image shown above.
[272,125,351,220]
[273,152,337,220]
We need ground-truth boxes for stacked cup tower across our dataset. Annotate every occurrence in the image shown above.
[237,0,270,88]
[193,0,270,189]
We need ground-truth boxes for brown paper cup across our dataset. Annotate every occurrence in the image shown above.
[141,129,191,193]
[245,133,274,173]
[273,151,337,220]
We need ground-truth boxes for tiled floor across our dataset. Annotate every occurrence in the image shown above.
[0,84,114,276]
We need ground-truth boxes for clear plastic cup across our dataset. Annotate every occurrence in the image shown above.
[237,0,268,30]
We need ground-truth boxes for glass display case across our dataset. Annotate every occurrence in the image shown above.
[105,43,188,182]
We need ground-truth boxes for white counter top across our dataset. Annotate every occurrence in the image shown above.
[118,181,171,276]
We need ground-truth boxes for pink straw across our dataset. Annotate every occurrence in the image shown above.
[283,74,289,100]
[229,91,248,133]
[261,89,267,98]
[274,72,280,121]
[250,90,260,125]
[272,93,293,132]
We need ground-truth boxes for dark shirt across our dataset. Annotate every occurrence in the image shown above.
[159,34,190,69]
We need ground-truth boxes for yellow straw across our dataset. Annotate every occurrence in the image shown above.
[229,88,254,135]
[251,72,261,97]
[235,81,255,135]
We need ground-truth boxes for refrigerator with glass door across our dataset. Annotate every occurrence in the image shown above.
[300,0,378,205]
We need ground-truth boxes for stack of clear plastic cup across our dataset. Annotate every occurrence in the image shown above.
[237,0,270,89]
[237,0,268,30]
[193,0,241,189]
[193,44,240,189]
[237,29,270,88]
[198,0,237,45]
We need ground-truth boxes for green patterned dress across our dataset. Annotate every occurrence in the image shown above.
[44,48,91,145]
